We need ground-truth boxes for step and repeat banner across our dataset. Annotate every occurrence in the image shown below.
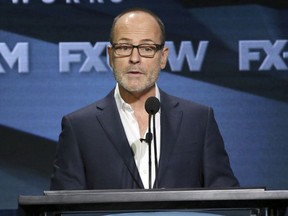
[0,0,288,209]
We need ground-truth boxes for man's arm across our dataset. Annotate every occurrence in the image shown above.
[203,108,240,187]
[50,116,86,190]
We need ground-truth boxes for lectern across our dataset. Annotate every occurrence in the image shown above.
[18,189,288,216]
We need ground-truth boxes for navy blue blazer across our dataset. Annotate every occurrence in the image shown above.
[50,89,239,190]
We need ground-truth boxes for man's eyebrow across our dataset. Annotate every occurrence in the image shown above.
[140,39,157,44]
[116,38,157,44]
[115,38,132,43]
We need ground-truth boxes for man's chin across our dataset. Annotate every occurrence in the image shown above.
[123,84,155,94]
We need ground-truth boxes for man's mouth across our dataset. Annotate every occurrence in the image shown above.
[127,69,144,76]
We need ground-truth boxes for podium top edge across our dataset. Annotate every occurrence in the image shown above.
[43,188,266,196]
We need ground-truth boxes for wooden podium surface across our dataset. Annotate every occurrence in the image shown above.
[18,189,288,216]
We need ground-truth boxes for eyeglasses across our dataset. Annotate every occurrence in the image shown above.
[111,43,164,58]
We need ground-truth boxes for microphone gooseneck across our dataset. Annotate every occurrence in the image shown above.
[142,96,160,189]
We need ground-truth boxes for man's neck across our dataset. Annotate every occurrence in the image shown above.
[118,85,156,111]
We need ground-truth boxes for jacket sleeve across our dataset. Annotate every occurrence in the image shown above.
[203,108,240,187]
[50,116,86,190]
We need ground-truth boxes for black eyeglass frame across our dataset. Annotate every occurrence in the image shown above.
[111,43,165,58]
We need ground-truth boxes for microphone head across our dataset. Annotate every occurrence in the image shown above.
[145,96,160,115]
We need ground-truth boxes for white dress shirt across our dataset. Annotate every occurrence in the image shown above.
[114,84,161,189]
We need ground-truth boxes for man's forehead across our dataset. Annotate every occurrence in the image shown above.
[111,10,163,43]
[116,11,158,28]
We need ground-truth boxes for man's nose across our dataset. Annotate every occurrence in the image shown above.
[129,47,141,63]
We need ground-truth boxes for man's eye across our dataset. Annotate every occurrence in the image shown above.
[117,45,131,51]
[140,46,155,52]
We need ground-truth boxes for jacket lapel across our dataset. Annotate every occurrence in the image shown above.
[93,89,182,189]
[95,90,144,189]
[157,90,183,187]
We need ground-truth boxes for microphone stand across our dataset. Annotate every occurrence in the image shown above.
[147,114,152,189]
[141,96,160,189]
[142,113,158,189]
[152,113,158,188]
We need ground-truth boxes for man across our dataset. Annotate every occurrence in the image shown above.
[50,8,239,190]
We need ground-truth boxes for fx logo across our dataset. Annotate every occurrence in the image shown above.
[239,40,288,71]
[59,42,110,72]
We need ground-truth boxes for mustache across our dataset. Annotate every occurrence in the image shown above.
[126,67,144,73]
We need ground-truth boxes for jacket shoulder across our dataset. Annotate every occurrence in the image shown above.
[64,90,115,121]
[160,90,211,114]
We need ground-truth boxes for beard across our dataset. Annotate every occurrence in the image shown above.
[112,66,160,93]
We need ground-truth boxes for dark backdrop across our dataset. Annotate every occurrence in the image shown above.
[0,0,288,210]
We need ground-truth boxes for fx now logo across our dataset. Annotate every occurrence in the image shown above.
[0,41,208,73]
[239,40,288,71]
[59,41,209,73]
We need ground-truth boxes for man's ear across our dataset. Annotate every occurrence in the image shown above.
[160,46,169,69]
[107,46,113,67]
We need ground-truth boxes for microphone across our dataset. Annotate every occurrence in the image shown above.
[141,96,160,189]
[145,96,160,115]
